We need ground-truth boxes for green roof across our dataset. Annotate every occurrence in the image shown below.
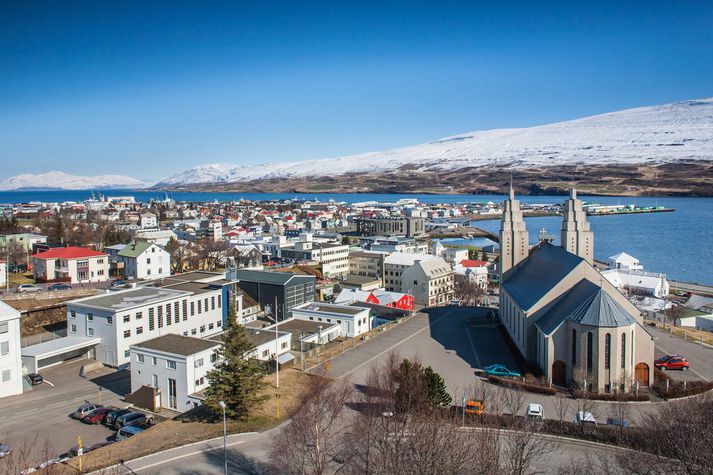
[118,241,153,258]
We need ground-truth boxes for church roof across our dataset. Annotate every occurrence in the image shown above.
[502,242,583,311]
[535,279,637,335]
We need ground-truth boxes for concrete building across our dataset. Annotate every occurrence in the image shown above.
[32,246,110,284]
[139,212,158,229]
[133,228,178,247]
[608,252,643,271]
[354,216,425,238]
[498,191,655,393]
[499,186,529,276]
[0,260,6,288]
[0,232,47,253]
[453,259,489,290]
[0,301,23,399]
[384,253,453,306]
[291,302,373,338]
[235,270,316,321]
[561,189,594,265]
[116,241,171,281]
[348,250,385,285]
[601,269,670,299]
[442,248,469,266]
[130,334,221,412]
[278,234,349,278]
[360,236,429,254]
[198,220,223,242]
[240,327,293,362]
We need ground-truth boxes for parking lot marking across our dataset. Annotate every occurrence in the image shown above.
[44,380,55,387]
[130,440,247,472]
[464,324,482,369]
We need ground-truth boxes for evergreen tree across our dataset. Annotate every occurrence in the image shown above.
[204,305,267,420]
[424,366,452,407]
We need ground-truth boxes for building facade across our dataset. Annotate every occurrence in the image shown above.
[116,241,171,281]
[235,270,316,321]
[32,247,110,284]
[291,302,373,338]
[0,302,23,399]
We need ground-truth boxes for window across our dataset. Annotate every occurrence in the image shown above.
[174,302,179,323]
[70,311,76,319]
[621,333,626,369]
[165,304,171,326]
[137,354,144,363]
[195,358,204,368]
[211,296,215,310]
[197,300,202,314]
[0,341,8,355]
[149,308,155,331]
[200,325,205,333]
[605,333,611,370]
[217,320,222,327]
[210,353,217,363]
[87,328,94,336]
[71,324,77,333]
[124,349,130,358]
[191,301,195,316]
[191,328,197,335]
[183,331,188,336]
[146,258,151,264]
[209,323,214,330]
[166,360,176,370]
[182,300,188,320]
[158,306,163,328]
[152,356,157,366]
[571,329,577,365]
[124,329,131,338]
[123,315,130,323]
[87,313,94,321]
[586,332,593,373]
[262,349,269,358]
[136,326,143,335]
[217,295,221,308]
[204,298,208,311]
[106,316,113,325]
[136,311,143,320]
[1,370,9,382]
[281,341,288,350]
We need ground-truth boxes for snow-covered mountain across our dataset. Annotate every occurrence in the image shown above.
[0,171,149,191]
[157,98,713,186]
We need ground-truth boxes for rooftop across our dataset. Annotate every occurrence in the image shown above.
[294,302,366,316]
[273,318,340,338]
[160,271,232,285]
[132,334,221,356]
[117,241,155,258]
[236,269,315,285]
[70,287,190,311]
[384,252,438,267]
[32,246,107,260]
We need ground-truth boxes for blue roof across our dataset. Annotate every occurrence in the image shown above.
[535,279,637,335]
[502,242,583,311]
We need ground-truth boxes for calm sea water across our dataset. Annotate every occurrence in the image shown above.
[1,190,711,285]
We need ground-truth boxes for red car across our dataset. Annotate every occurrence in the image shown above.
[655,356,689,371]
[82,406,115,425]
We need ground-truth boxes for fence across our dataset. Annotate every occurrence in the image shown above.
[21,328,67,348]
[0,286,102,301]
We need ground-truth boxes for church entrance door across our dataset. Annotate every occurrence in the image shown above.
[635,362,650,386]
[552,361,566,386]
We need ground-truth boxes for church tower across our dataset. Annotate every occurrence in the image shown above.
[499,185,529,277]
[560,188,594,264]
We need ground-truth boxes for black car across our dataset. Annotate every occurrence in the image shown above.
[27,373,43,385]
[104,408,132,426]
[48,283,72,291]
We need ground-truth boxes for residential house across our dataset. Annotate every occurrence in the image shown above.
[291,302,372,339]
[0,232,47,253]
[453,259,489,290]
[228,244,264,270]
[32,247,110,284]
[117,241,171,281]
[334,288,414,311]
[608,252,644,271]
[384,252,453,306]
[139,212,158,229]
[0,302,22,398]
[601,269,670,299]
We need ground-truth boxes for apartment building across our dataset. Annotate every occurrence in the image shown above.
[32,246,110,284]
[291,302,372,338]
[354,216,425,238]
[0,302,23,399]
[384,252,454,306]
[348,250,385,285]
[279,234,349,277]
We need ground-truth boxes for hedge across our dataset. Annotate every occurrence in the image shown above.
[572,390,649,401]
[651,379,713,399]
[487,375,557,395]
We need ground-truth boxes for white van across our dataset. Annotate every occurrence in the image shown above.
[526,403,544,420]
[574,411,597,426]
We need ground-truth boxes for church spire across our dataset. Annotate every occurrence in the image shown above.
[561,187,593,264]
[500,186,529,278]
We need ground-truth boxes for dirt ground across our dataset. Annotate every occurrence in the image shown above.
[59,368,311,474]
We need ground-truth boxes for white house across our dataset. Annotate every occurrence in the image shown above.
[0,260,6,288]
[117,241,171,281]
[242,327,293,362]
[601,269,670,298]
[442,248,469,266]
[453,259,490,290]
[291,302,372,338]
[0,301,23,398]
[139,212,158,229]
[67,283,228,367]
[608,252,644,271]
[130,334,221,413]
[32,246,110,284]
[679,312,713,332]
[133,228,178,247]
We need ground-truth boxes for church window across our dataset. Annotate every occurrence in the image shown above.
[571,329,577,365]
[604,333,611,369]
[586,332,593,373]
[621,333,626,369]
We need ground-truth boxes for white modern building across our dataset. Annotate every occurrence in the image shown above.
[67,282,229,367]
[0,260,6,288]
[608,252,644,272]
[601,269,670,299]
[0,301,23,398]
[130,334,221,413]
[116,241,171,281]
[241,327,293,362]
[384,252,453,306]
[139,212,158,229]
[291,302,372,338]
[32,246,110,284]
[133,228,178,247]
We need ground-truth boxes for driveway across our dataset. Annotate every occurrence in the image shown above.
[650,325,713,381]
[0,358,130,468]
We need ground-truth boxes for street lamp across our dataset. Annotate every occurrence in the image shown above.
[218,400,227,475]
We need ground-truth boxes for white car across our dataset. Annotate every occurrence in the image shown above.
[526,403,544,420]
[574,411,597,426]
[17,284,41,293]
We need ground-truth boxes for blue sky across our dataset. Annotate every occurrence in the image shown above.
[1,1,711,182]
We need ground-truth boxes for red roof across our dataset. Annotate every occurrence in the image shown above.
[32,246,107,260]
[459,259,488,268]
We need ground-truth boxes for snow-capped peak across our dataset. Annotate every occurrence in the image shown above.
[0,171,150,191]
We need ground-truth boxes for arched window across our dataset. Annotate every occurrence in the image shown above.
[621,333,626,369]
[586,332,593,373]
[605,333,611,369]
[571,329,577,365]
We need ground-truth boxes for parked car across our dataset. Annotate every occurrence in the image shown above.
[0,443,11,458]
[607,417,630,428]
[526,403,544,420]
[655,356,689,371]
[17,284,41,293]
[464,399,484,416]
[114,411,152,429]
[82,406,115,425]
[27,373,43,385]
[484,364,521,378]
[48,283,72,291]
[574,411,597,426]
[116,425,144,441]
[104,408,132,426]
[71,403,102,420]
[655,354,680,364]
[110,279,127,288]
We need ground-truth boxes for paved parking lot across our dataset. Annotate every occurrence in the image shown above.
[650,325,713,382]
[0,358,130,468]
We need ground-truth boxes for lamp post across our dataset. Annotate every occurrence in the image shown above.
[219,400,227,475]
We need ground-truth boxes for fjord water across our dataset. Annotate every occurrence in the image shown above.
[1,190,711,285]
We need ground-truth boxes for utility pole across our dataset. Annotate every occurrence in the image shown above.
[274,296,279,389]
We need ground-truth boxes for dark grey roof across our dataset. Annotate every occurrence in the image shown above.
[236,269,315,285]
[133,334,221,356]
[70,287,190,311]
[502,242,583,311]
[535,279,637,335]
[684,295,713,311]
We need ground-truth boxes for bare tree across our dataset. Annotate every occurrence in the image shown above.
[504,386,526,417]
[270,372,354,475]
[664,304,685,332]
[453,277,486,306]
[609,394,631,442]
[553,395,571,426]
[500,419,560,475]
[488,386,507,417]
